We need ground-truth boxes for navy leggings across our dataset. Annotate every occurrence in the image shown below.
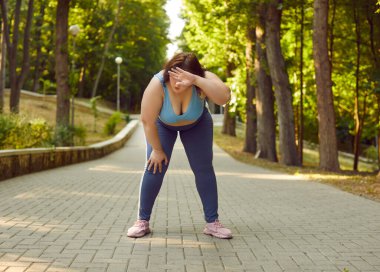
[138,108,219,223]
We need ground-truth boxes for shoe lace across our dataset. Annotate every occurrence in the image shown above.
[134,220,147,227]
[213,220,224,228]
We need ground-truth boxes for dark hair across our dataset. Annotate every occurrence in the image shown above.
[163,52,205,82]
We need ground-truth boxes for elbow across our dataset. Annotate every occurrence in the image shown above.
[223,91,231,105]
[140,114,155,128]
[216,87,231,106]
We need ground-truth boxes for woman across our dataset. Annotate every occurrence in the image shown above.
[127,52,232,239]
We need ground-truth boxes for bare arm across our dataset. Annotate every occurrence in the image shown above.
[169,68,231,105]
[194,71,231,105]
[140,76,168,174]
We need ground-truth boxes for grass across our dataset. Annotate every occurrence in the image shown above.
[213,125,380,202]
[2,91,125,146]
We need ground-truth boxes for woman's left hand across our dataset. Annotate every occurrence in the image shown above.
[168,67,197,88]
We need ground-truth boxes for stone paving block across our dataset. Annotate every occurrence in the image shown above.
[1,124,380,271]
[107,263,127,272]
[4,267,27,272]
[25,262,50,272]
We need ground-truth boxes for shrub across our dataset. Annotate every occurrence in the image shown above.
[27,118,53,147]
[124,113,130,123]
[54,124,87,147]
[0,114,16,147]
[1,115,53,149]
[362,146,379,171]
[104,112,123,136]
[90,96,102,132]
[73,125,87,146]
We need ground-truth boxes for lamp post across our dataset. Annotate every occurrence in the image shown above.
[115,57,122,112]
[69,24,80,128]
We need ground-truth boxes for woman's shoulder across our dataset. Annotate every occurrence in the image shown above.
[153,70,165,81]
[204,70,219,79]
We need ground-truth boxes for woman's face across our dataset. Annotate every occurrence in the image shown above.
[168,73,189,94]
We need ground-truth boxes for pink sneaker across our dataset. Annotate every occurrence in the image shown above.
[127,220,150,238]
[203,220,233,239]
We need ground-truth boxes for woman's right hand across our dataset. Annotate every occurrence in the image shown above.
[147,149,168,174]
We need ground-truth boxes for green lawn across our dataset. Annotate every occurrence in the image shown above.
[213,125,380,202]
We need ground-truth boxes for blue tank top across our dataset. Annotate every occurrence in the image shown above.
[154,72,204,124]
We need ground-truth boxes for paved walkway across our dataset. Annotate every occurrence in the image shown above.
[1,122,380,272]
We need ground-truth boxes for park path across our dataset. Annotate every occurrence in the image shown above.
[0,121,380,272]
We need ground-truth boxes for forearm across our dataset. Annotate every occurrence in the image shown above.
[142,121,163,152]
[194,75,230,105]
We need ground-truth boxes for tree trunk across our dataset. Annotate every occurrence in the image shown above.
[0,21,5,113]
[329,0,336,65]
[313,0,340,171]
[298,0,305,165]
[55,0,71,130]
[265,0,299,166]
[91,0,121,98]
[353,0,362,171]
[377,96,380,170]
[0,0,34,113]
[16,0,33,91]
[243,25,257,154]
[32,2,46,93]
[366,2,380,170]
[222,103,236,136]
[255,3,277,162]
[222,62,236,136]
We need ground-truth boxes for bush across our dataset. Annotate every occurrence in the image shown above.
[54,124,87,147]
[73,125,87,146]
[362,146,379,171]
[1,115,53,149]
[0,114,16,147]
[104,112,123,135]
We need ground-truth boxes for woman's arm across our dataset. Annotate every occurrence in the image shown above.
[169,67,231,105]
[140,77,168,174]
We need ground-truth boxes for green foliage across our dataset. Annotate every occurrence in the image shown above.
[124,113,130,123]
[21,0,169,113]
[363,145,378,162]
[90,96,102,132]
[40,79,57,95]
[104,111,123,136]
[0,114,16,147]
[0,114,53,149]
[180,0,247,119]
[72,125,87,146]
[54,125,74,147]
[54,125,87,147]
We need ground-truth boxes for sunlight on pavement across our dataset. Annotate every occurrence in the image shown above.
[216,171,306,180]
[133,237,215,248]
[88,165,142,174]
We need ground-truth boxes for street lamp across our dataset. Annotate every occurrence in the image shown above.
[69,25,80,129]
[115,57,123,112]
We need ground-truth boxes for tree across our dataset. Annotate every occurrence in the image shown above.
[298,0,305,164]
[31,1,46,93]
[265,0,300,166]
[0,0,34,113]
[55,0,71,143]
[0,20,5,113]
[91,0,121,98]
[181,0,246,136]
[255,3,277,162]
[243,23,257,153]
[313,0,340,171]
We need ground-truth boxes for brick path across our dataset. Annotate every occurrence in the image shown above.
[1,122,380,272]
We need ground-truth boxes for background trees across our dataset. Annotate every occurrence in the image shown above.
[0,0,169,114]
[179,0,379,171]
[0,0,379,171]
